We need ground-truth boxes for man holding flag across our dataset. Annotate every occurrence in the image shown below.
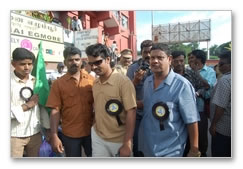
[10,43,50,157]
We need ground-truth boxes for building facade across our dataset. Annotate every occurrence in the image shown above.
[11,11,137,70]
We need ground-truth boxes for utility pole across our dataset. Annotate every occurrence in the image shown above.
[151,11,153,40]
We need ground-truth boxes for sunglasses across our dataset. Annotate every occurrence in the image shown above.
[88,59,104,66]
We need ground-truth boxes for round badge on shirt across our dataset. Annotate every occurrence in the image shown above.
[20,87,33,102]
[105,99,124,126]
[152,102,169,130]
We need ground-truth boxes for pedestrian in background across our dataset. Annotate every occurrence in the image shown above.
[126,39,152,157]
[76,16,83,31]
[71,16,77,31]
[209,51,231,157]
[190,49,216,157]
[48,62,65,86]
[115,48,133,75]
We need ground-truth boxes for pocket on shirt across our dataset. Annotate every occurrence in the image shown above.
[105,93,121,103]
[63,93,76,107]
[166,102,179,122]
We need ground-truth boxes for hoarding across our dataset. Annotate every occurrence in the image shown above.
[74,28,99,57]
[153,19,211,44]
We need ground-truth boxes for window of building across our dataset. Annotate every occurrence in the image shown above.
[121,15,128,29]
[113,11,120,23]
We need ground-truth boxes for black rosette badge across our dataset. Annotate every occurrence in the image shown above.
[152,102,169,130]
[105,99,124,126]
[20,87,33,102]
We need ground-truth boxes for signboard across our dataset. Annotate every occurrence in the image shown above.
[11,35,64,62]
[10,11,65,62]
[153,19,211,44]
[64,28,74,44]
[74,28,99,57]
[11,12,64,43]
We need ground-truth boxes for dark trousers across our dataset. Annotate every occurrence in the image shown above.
[211,132,231,157]
[198,111,208,157]
[62,134,92,157]
[183,137,190,157]
[133,114,142,157]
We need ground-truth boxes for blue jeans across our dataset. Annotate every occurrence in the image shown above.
[211,132,231,157]
[62,134,92,157]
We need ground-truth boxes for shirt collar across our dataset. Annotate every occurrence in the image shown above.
[64,70,88,81]
[148,69,175,86]
[200,64,208,71]
[95,69,118,85]
[163,69,175,86]
[11,71,35,83]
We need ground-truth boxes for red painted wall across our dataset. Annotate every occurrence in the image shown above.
[57,11,137,58]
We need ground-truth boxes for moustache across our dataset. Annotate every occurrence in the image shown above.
[70,64,78,68]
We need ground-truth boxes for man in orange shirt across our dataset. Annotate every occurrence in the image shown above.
[46,47,94,157]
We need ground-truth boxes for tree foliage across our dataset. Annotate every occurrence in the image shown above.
[169,42,200,58]
[214,41,231,56]
[136,41,231,61]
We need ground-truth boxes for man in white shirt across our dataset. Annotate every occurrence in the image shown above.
[11,48,50,157]
[76,16,83,31]
[48,62,65,86]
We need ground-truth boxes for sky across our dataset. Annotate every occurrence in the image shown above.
[136,10,231,51]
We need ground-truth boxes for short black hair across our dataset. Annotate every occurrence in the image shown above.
[219,51,231,64]
[85,43,111,59]
[171,50,186,59]
[12,48,35,63]
[81,60,87,69]
[63,46,81,60]
[191,49,207,65]
[140,40,152,52]
[150,43,171,56]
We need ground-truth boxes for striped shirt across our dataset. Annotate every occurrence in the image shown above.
[11,72,41,137]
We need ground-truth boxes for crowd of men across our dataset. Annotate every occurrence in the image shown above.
[10,40,231,158]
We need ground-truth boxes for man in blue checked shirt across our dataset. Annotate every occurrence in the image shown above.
[138,43,200,157]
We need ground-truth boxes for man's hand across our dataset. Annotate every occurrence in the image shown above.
[26,94,39,108]
[209,123,217,136]
[51,134,64,153]
[187,149,201,157]
[133,69,146,85]
[118,142,132,157]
